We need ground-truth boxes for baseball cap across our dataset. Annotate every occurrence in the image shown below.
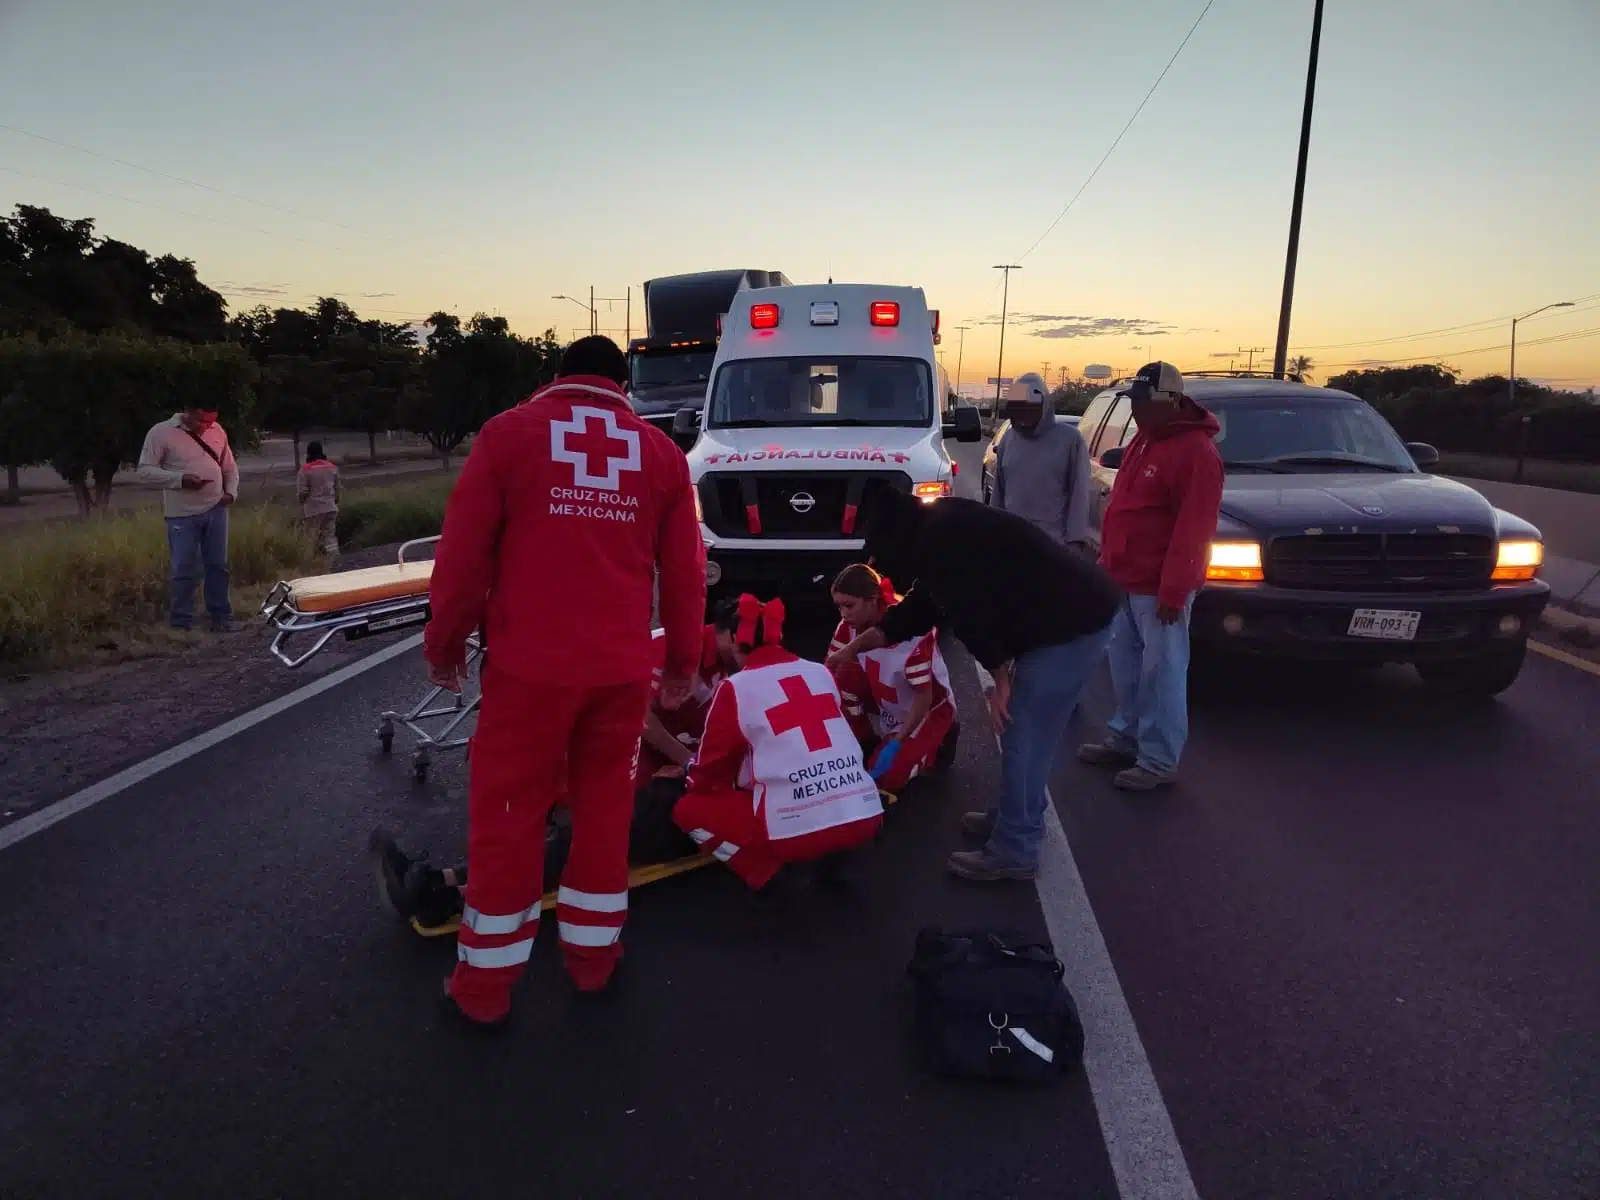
[1118,361,1184,402]
[1004,373,1049,406]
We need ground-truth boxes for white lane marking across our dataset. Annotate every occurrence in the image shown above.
[1036,799,1200,1200]
[0,634,425,855]
[962,622,1197,1198]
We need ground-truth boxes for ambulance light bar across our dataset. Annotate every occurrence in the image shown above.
[750,303,780,330]
[870,301,900,327]
[809,301,839,326]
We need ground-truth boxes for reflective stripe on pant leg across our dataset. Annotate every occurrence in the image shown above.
[448,665,573,1022]
[559,680,651,970]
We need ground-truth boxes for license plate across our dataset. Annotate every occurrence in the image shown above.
[1347,608,1421,641]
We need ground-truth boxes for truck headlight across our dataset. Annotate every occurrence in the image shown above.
[1206,540,1264,582]
[1491,539,1542,581]
[913,481,952,504]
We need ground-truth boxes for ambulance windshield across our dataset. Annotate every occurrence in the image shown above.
[707,357,933,429]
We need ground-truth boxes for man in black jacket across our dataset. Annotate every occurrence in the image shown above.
[827,486,1123,880]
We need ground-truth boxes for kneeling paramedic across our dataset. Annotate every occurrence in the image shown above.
[828,563,957,794]
[673,594,885,889]
[422,335,706,1027]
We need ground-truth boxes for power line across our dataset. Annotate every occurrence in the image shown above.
[0,165,356,253]
[0,122,362,235]
[1016,0,1215,263]
[1320,325,1599,369]
[1293,293,1600,352]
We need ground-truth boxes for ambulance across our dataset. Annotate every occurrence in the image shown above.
[671,283,983,605]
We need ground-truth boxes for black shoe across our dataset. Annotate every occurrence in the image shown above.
[208,617,241,634]
[438,981,510,1034]
[369,827,459,927]
[960,810,997,840]
[810,847,862,890]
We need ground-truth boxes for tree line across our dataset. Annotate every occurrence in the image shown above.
[0,204,562,514]
[1325,364,1600,463]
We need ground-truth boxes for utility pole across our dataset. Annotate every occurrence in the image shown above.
[953,324,970,399]
[626,287,631,343]
[1237,346,1267,373]
[589,285,596,335]
[993,264,1021,415]
[1041,360,1052,387]
[1272,0,1324,380]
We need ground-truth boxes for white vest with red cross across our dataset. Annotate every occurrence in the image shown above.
[726,656,882,841]
[858,630,953,737]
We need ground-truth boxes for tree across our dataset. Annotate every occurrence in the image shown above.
[0,347,48,504]
[330,334,419,463]
[259,354,338,468]
[1287,354,1315,382]
[0,205,229,342]
[0,334,256,515]
[401,313,559,466]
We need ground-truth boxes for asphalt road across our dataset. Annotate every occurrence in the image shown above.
[0,440,1596,1199]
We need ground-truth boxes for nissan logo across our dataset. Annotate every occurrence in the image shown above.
[788,491,816,513]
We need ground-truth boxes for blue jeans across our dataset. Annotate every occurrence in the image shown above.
[166,505,231,629]
[1104,594,1193,777]
[986,627,1114,867]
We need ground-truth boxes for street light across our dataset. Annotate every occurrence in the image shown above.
[1508,300,1574,407]
[553,293,595,335]
[953,325,970,399]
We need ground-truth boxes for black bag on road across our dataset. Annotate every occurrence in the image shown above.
[907,927,1084,1083]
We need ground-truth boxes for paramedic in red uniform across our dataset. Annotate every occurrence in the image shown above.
[828,564,956,793]
[673,595,884,889]
[423,335,706,1028]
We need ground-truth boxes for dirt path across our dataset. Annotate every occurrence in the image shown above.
[0,542,432,822]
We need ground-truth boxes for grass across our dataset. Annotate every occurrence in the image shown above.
[0,475,459,670]
[1434,452,1600,495]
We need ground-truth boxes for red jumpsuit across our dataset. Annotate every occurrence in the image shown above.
[830,616,956,793]
[673,645,884,889]
[425,375,706,1021]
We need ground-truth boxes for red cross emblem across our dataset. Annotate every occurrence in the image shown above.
[764,674,842,752]
[864,657,899,708]
[550,405,642,491]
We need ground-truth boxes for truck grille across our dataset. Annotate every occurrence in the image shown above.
[698,470,912,539]
[1265,533,1495,591]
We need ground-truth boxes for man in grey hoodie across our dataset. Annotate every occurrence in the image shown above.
[989,372,1092,553]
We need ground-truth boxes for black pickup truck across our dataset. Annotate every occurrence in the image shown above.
[1085,376,1550,697]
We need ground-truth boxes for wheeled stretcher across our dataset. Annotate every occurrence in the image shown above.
[260,536,480,780]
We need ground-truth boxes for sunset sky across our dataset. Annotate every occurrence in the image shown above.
[1,0,1596,389]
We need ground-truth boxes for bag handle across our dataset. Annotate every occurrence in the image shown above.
[182,427,225,469]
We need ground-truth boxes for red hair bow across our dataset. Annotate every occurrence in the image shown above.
[735,594,786,649]
[878,574,896,607]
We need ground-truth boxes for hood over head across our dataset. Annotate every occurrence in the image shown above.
[860,482,926,587]
[1003,372,1056,436]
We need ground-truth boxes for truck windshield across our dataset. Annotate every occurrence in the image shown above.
[1209,396,1417,472]
[630,350,715,391]
[708,357,933,429]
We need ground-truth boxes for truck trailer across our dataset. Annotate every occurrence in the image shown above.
[626,269,791,433]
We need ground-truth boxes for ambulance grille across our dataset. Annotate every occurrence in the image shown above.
[697,471,912,539]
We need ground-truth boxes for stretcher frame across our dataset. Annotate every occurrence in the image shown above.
[260,536,481,779]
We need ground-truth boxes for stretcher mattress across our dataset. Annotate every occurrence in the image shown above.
[286,561,434,613]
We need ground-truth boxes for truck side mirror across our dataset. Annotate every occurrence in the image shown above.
[672,406,700,451]
[1099,446,1125,470]
[944,405,983,444]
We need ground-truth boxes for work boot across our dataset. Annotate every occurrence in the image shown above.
[208,617,242,634]
[438,981,510,1034]
[946,848,1036,882]
[370,827,463,932]
[1113,765,1176,792]
[960,810,997,841]
[1077,741,1137,768]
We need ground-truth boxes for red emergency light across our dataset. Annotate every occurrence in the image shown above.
[750,303,780,330]
[869,301,900,327]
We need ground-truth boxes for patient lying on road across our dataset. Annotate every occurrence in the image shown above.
[372,605,743,934]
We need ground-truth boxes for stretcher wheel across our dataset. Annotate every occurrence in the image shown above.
[411,747,430,781]
[377,718,395,755]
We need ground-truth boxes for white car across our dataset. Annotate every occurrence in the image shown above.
[671,283,982,605]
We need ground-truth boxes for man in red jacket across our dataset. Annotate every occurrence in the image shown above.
[1080,362,1222,792]
[423,335,707,1028]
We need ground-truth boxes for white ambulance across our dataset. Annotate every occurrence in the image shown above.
[670,283,984,605]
